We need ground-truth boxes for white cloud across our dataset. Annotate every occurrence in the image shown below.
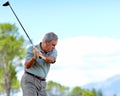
[17,36,120,87]
[47,36,120,87]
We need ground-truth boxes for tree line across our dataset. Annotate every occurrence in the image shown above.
[46,80,103,96]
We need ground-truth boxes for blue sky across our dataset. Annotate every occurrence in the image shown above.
[1,0,120,88]
[1,0,120,40]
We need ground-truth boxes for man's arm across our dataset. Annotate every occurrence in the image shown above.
[25,56,36,69]
[25,55,55,69]
[25,47,37,69]
[40,55,56,64]
[25,47,56,69]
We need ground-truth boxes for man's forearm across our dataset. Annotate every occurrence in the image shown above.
[41,55,56,64]
[25,57,36,68]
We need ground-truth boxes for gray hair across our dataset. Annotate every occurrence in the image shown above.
[42,32,58,42]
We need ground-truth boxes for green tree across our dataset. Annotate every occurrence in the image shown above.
[82,89,95,96]
[46,80,69,96]
[69,86,82,96]
[97,89,103,96]
[69,87,98,96]
[0,23,26,96]
[91,88,97,96]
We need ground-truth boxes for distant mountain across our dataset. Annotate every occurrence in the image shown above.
[82,74,120,96]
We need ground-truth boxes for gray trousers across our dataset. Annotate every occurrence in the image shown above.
[21,72,47,96]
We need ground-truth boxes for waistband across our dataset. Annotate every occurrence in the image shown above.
[25,71,46,81]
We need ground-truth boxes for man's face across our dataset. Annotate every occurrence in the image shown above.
[45,40,57,52]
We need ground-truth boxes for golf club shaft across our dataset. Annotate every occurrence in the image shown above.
[2,1,45,59]
[8,2,34,47]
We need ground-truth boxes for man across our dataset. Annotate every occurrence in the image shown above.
[21,32,58,96]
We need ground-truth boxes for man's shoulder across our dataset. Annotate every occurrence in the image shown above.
[52,49,57,53]
[49,49,57,56]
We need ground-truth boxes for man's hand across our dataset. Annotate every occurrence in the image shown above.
[45,56,56,64]
[33,47,41,58]
[33,47,46,60]
[33,47,55,64]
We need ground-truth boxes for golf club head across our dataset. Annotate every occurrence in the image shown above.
[2,1,10,6]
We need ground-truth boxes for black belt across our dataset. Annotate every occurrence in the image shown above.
[25,71,46,81]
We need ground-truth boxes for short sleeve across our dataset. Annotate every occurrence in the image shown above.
[25,46,33,61]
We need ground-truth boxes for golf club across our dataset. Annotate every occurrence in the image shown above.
[2,1,34,47]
